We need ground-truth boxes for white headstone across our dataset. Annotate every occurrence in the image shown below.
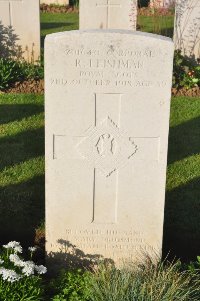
[45,30,174,267]
[0,0,40,62]
[174,0,200,61]
[40,0,69,5]
[80,0,137,30]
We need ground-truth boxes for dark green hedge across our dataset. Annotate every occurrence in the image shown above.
[138,0,150,7]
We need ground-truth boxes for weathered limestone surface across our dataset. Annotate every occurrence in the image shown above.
[45,30,174,267]
[79,0,137,30]
[40,0,69,5]
[0,0,40,62]
[174,0,200,61]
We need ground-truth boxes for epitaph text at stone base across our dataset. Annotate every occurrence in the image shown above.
[45,30,174,268]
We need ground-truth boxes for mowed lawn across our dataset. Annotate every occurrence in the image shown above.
[41,12,79,49]
[0,95,44,245]
[0,94,199,261]
[40,12,174,49]
[138,15,174,37]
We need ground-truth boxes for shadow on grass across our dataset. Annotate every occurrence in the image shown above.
[167,116,200,165]
[164,115,200,261]
[40,22,74,48]
[0,127,44,172]
[41,22,74,31]
[0,175,45,246]
[160,27,174,38]
[0,102,45,246]
[163,177,200,262]
[0,104,44,125]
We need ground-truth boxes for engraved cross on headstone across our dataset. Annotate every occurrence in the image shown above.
[96,0,122,28]
[53,93,160,225]
[0,0,22,26]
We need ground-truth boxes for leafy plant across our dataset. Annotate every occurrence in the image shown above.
[184,256,200,274]
[0,58,23,90]
[50,269,91,301]
[173,50,200,89]
[0,58,44,90]
[0,241,46,301]
[20,60,44,81]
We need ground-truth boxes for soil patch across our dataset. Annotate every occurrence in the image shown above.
[40,4,78,13]
[1,79,44,95]
[172,86,200,97]
[1,79,200,97]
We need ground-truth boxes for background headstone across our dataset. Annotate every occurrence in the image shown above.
[174,0,200,62]
[79,0,137,30]
[40,0,69,5]
[0,0,40,62]
[45,30,174,268]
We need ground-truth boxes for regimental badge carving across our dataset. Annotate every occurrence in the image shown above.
[76,116,138,177]
[95,134,117,157]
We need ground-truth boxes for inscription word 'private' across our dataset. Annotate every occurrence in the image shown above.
[80,0,137,30]
[0,0,40,61]
[45,30,174,267]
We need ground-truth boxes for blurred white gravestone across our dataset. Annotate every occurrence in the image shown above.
[0,0,40,62]
[40,0,69,5]
[80,0,137,30]
[45,30,174,267]
[174,0,200,62]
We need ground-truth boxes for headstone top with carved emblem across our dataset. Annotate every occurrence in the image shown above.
[79,0,137,30]
[45,30,174,269]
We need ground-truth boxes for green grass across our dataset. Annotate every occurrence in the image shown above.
[40,12,174,51]
[0,94,44,245]
[40,12,79,49]
[138,15,174,37]
[163,97,200,261]
[0,94,199,262]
